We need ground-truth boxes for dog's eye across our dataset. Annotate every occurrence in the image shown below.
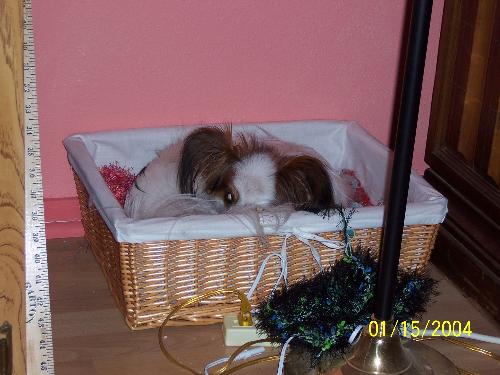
[224,191,235,205]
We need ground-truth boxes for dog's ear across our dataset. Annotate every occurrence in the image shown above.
[178,125,238,194]
[275,155,335,214]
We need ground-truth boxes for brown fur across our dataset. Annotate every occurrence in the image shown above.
[178,125,238,195]
[178,126,336,214]
[275,155,335,214]
[234,133,276,159]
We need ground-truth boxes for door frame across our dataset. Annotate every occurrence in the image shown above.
[424,0,500,322]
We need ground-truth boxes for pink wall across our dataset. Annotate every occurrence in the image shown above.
[32,1,444,237]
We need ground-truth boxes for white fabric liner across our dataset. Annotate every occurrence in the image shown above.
[63,120,447,243]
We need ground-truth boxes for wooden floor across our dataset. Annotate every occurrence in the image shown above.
[48,237,500,374]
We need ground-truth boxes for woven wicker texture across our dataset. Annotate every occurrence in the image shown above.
[73,173,438,330]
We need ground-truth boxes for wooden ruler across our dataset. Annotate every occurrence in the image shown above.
[23,0,56,374]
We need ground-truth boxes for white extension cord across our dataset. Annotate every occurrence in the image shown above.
[223,314,271,347]
[222,315,500,375]
[403,329,500,345]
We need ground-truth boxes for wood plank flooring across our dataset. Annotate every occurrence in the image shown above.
[48,237,500,374]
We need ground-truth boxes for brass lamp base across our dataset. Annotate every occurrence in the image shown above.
[284,320,459,375]
[327,321,459,375]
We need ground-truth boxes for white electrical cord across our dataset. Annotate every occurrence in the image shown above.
[227,225,500,374]
[276,335,297,375]
[273,325,366,375]
[462,332,500,345]
[274,326,500,375]
[239,228,352,375]
[204,347,266,375]
[246,234,290,300]
[348,325,365,345]
[403,329,500,344]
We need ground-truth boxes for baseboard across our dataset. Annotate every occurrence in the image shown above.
[44,197,84,239]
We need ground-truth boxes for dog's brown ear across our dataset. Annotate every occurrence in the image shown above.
[178,125,238,194]
[275,155,335,214]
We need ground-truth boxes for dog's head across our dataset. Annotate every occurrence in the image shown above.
[178,126,336,213]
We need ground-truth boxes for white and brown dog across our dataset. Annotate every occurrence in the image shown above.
[124,126,351,219]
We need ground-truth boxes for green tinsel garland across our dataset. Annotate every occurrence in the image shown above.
[255,248,438,365]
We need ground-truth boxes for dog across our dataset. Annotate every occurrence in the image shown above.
[124,126,351,219]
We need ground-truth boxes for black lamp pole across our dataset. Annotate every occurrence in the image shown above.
[338,2,458,372]
[374,0,433,321]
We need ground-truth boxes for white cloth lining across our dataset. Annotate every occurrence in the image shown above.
[63,120,448,243]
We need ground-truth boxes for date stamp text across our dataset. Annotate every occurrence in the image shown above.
[368,320,472,338]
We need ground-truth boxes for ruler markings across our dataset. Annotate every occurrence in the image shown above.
[24,0,56,374]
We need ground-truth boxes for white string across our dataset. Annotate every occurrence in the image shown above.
[246,253,285,300]
[280,234,290,288]
[292,228,346,250]
[292,233,323,272]
[240,226,352,375]
[247,228,349,301]
[276,335,296,375]
[290,228,347,271]
[247,205,353,301]
[204,347,266,375]
[245,234,290,300]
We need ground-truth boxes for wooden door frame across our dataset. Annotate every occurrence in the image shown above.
[424,0,500,322]
[0,0,26,374]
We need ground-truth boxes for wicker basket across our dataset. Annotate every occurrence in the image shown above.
[73,173,438,330]
[66,121,446,330]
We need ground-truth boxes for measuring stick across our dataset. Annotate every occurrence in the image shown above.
[23,0,56,374]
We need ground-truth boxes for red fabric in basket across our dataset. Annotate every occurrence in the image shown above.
[99,162,135,206]
[341,169,373,207]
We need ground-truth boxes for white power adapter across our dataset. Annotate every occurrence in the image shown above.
[222,314,274,347]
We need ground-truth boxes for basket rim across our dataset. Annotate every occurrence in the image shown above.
[65,120,447,243]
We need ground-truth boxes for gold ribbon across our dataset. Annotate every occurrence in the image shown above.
[159,292,499,374]
[158,289,279,374]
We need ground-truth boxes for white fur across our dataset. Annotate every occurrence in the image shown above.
[124,142,182,219]
[330,171,354,208]
[232,153,277,206]
[124,134,354,219]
